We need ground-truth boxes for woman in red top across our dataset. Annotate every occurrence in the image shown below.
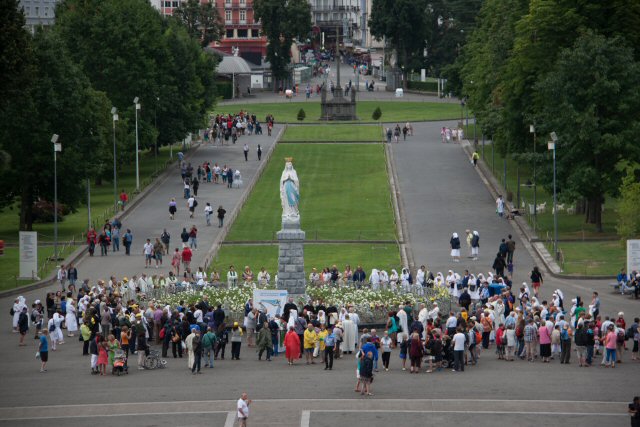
[86,228,97,256]
[284,326,301,365]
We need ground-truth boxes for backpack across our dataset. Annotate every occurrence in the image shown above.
[193,199,198,208]
[627,326,636,340]
[475,330,482,345]
[49,322,55,332]
[159,327,166,340]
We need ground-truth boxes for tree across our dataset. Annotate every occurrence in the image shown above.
[254,0,311,90]
[297,108,306,121]
[174,0,224,47]
[369,0,429,88]
[616,164,640,243]
[0,30,111,230]
[372,107,382,121]
[533,33,640,231]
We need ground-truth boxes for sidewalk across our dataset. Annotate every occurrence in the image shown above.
[1,126,280,303]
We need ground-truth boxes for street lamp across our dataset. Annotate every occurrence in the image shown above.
[52,134,60,262]
[134,97,140,192]
[549,131,558,260]
[111,107,118,214]
[530,124,537,232]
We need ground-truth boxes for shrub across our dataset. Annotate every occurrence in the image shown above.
[32,199,69,223]
[407,81,439,92]
[372,106,382,121]
[297,108,306,121]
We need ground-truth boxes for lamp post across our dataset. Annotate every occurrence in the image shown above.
[530,124,537,232]
[549,131,558,260]
[111,107,118,214]
[52,134,60,262]
[134,97,140,192]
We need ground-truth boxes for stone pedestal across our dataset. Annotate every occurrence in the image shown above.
[276,218,306,295]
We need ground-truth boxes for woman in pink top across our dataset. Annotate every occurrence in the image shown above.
[604,324,618,368]
[538,323,552,363]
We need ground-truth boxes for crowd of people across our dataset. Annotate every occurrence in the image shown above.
[205,112,275,144]
[440,126,465,143]
[385,123,414,143]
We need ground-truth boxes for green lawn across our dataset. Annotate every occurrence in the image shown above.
[210,243,401,276]
[0,145,177,243]
[281,124,383,142]
[0,245,79,291]
[480,143,618,239]
[554,241,625,276]
[212,101,460,123]
[226,143,396,241]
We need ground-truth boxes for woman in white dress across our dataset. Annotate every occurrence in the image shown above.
[12,296,27,332]
[453,273,462,298]
[389,270,399,291]
[446,270,456,296]
[49,311,65,350]
[379,270,389,289]
[370,269,380,291]
[65,300,78,337]
[435,272,445,288]
[400,268,411,293]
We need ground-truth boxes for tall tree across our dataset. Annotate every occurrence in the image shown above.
[253,0,311,90]
[0,30,111,230]
[533,33,640,231]
[369,0,429,87]
[174,0,224,47]
[616,164,640,243]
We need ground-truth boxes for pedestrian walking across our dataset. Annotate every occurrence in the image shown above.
[257,144,262,161]
[217,205,226,228]
[123,229,133,255]
[237,392,251,427]
[161,229,171,253]
[37,329,49,372]
[243,144,249,161]
[496,195,505,217]
[169,198,177,220]
[143,239,154,268]
[204,202,213,226]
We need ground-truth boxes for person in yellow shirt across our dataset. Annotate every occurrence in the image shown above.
[317,324,328,363]
[303,323,318,365]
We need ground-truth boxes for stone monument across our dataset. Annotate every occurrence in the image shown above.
[276,158,306,295]
[319,26,357,121]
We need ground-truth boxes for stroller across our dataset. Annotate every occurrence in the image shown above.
[113,349,128,376]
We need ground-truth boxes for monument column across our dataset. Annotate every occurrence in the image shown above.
[277,158,306,295]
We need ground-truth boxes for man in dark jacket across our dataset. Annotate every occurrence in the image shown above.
[359,351,375,395]
[459,289,471,311]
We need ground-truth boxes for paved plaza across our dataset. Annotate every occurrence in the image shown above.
[1,94,638,426]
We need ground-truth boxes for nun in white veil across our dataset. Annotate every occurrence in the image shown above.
[379,270,389,290]
[12,296,27,332]
[370,269,380,291]
[389,269,399,291]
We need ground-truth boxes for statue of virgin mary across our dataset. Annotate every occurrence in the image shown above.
[280,159,300,220]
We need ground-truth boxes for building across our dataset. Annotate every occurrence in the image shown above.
[18,0,59,32]
[310,0,362,48]
[150,0,267,65]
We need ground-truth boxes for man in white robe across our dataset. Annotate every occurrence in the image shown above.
[396,305,409,337]
[418,303,428,333]
[341,315,357,353]
[185,328,197,369]
[428,303,440,321]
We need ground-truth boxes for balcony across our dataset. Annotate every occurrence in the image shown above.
[224,20,261,27]
[224,1,252,8]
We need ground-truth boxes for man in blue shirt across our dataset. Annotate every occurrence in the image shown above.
[38,330,49,372]
[360,337,378,372]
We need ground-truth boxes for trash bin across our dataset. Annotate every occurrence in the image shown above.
[395,88,404,97]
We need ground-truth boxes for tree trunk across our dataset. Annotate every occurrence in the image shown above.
[575,198,587,215]
[95,176,102,186]
[19,186,34,231]
[585,196,603,232]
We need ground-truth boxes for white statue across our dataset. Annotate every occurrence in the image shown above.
[280,159,300,220]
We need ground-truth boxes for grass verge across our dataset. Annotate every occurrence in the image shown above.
[226,143,396,241]
[213,101,460,123]
[281,125,383,142]
[549,241,624,276]
[0,245,79,292]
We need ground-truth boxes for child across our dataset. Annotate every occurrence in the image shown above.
[398,333,408,371]
[89,334,99,375]
[120,325,131,358]
[495,324,505,360]
[380,331,393,371]
[215,323,229,360]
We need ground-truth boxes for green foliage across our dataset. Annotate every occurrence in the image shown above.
[0,29,112,230]
[372,106,382,121]
[616,164,640,243]
[173,0,223,47]
[296,108,306,121]
[254,0,311,85]
[215,81,233,99]
[369,0,429,79]
[533,33,640,231]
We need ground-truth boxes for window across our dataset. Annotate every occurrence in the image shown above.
[225,9,232,22]
[240,0,245,4]
[44,6,49,16]
[34,6,39,16]
[172,1,179,7]
[226,29,234,38]
[225,0,231,5]
[239,9,246,23]
[237,29,248,38]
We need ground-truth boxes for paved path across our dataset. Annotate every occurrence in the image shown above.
[390,120,638,316]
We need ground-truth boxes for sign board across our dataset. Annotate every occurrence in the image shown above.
[253,289,288,320]
[19,231,38,279]
[627,239,640,275]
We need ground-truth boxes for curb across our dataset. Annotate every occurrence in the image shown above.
[385,144,413,271]
[0,143,202,298]
[459,141,609,281]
